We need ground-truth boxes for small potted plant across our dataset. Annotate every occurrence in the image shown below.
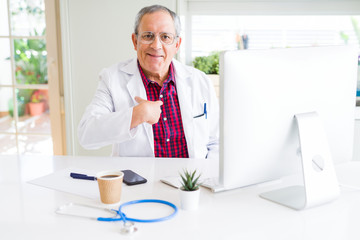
[179,169,201,211]
[28,90,45,116]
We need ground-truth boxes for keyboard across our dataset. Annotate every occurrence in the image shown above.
[160,176,226,192]
[200,177,225,192]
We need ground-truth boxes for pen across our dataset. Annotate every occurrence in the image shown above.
[70,172,97,181]
[193,103,208,119]
[204,103,207,119]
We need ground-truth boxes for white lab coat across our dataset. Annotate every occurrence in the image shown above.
[78,58,219,159]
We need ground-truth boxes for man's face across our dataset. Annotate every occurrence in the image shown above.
[132,11,181,78]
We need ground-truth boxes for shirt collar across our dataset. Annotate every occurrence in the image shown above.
[137,60,175,86]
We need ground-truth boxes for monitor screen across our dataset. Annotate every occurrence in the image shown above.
[219,46,358,190]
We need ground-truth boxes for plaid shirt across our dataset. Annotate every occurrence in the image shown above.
[138,61,189,158]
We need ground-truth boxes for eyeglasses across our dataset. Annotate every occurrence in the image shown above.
[137,31,178,45]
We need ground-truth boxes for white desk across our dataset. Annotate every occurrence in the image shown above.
[1,155,360,240]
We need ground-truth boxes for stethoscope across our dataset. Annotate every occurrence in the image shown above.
[55,199,178,235]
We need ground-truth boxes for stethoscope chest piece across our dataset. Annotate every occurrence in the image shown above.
[121,222,137,235]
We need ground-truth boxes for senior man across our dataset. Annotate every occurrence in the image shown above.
[78,5,219,159]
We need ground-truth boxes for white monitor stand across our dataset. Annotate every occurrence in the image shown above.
[260,112,340,210]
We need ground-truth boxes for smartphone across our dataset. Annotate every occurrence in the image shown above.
[121,170,147,185]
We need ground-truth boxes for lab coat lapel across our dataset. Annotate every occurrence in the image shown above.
[120,58,154,153]
[121,59,147,104]
[173,60,195,158]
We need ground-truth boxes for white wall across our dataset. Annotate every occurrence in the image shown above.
[60,0,177,156]
[355,120,360,161]
[354,109,360,161]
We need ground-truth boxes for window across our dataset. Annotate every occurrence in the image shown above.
[190,15,360,105]
[192,16,360,55]
[0,0,64,155]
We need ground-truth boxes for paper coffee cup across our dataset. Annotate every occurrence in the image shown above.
[96,170,124,204]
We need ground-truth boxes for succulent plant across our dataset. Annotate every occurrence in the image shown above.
[179,169,201,191]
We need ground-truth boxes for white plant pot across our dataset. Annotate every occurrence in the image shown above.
[179,188,200,211]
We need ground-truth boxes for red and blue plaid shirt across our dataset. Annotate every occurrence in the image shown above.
[138,61,189,158]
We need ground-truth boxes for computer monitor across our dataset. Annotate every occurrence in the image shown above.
[217,46,358,208]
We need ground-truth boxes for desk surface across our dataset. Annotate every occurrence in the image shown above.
[1,155,360,240]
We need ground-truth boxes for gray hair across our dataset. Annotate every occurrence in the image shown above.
[134,5,181,37]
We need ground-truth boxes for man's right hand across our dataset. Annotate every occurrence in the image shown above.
[131,96,163,129]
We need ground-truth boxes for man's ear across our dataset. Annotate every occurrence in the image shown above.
[175,37,182,53]
[132,33,138,51]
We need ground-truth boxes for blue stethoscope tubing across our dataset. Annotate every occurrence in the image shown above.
[97,199,178,223]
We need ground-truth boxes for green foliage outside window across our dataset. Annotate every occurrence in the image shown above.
[192,52,219,74]
[14,37,47,85]
[12,36,47,108]
[8,89,26,117]
[6,36,47,116]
